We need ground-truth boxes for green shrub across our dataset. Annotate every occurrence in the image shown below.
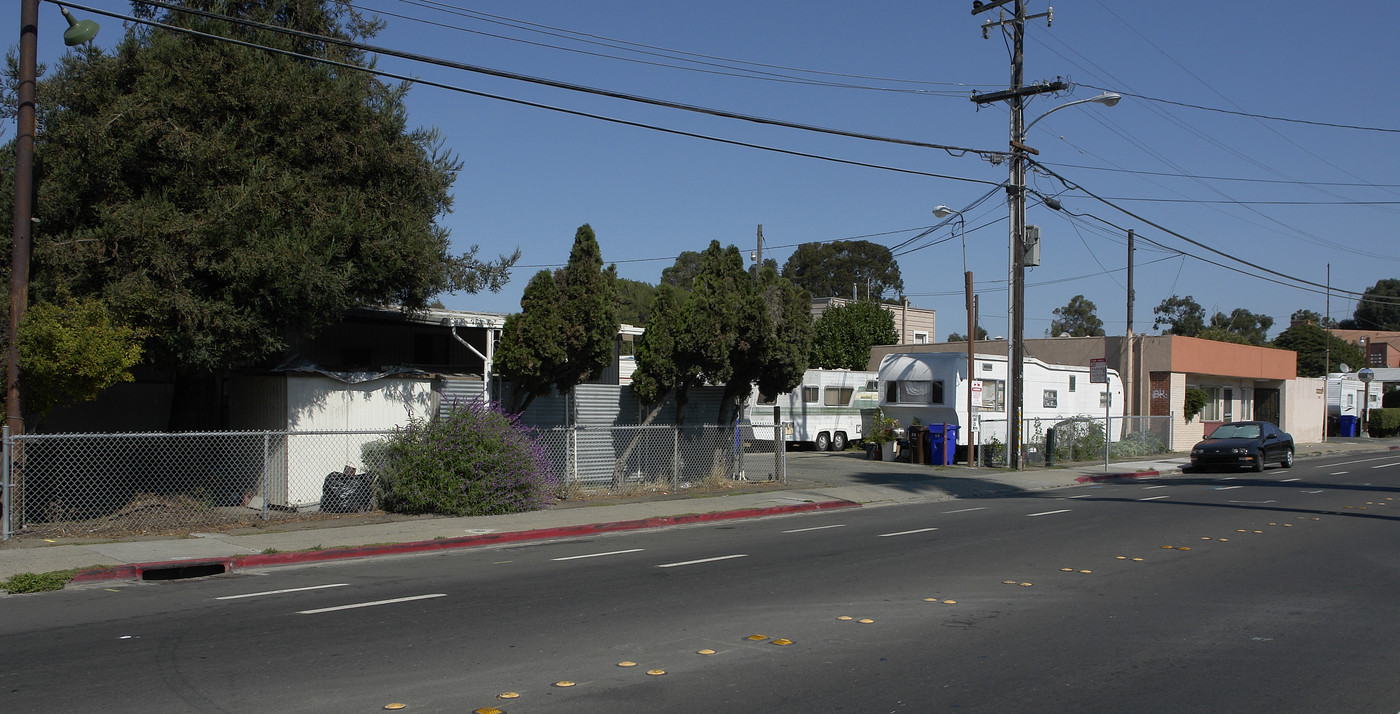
[2,569,81,594]
[372,400,557,516]
[1183,387,1208,423]
[1110,430,1168,458]
[1368,408,1400,438]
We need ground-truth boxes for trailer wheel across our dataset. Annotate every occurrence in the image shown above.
[831,432,848,451]
[815,432,831,452]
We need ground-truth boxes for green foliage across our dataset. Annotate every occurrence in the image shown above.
[374,401,556,516]
[1272,323,1364,377]
[615,277,656,325]
[660,250,704,292]
[947,326,989,342]
[1109,430,1168,458]
[1183,387,1209,423]
[1195,326,1253,345]
[496,225,618,413]
[2,0,517,374]
[780,240,903,301]
[867,408,896,444]
[16,296,144,419]
[809,300,897,370]
[1207,308,1274,346]
[1154,295,1205,336]
[1,568,86,594]
[1290,309,1333,328]
[634,243,811,423]
[1351,279,1400,330]
[1368,408,1400,438]
[1048,295,1105,337]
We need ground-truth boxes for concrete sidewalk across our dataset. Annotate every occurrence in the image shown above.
[2,437,1395,585]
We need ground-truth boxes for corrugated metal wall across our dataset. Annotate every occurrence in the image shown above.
[438,377,487,419]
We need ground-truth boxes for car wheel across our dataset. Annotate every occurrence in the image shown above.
[815,432,831,452]
[1281,448,1294,468]
[1252,450,1266,472]
[832,432,848,451]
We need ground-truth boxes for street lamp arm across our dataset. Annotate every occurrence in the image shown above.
[1022,92,1121,137]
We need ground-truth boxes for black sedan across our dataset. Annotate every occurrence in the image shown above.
[1189,421,1295,472]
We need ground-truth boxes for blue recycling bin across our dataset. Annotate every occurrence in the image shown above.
[924,424,962,465]
[1339,415,1359,437]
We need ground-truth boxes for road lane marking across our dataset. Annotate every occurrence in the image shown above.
[1330,471,1349,475]
[1332,457,1398,467]
[217,583,349,600]
[782,524,847,533]
[877,527,940,537]
[1065,494,1092,499]
[297,593,445,614]
[1143,485,1168,489]
[1138,495,1169,501]
[1304,490,1324,494]
[1027,509,1071,517]
[1281,478,1300,482]
[1371,463,1400,469]
[552,549,645,561]
[942,507,988,514]
[1215,486,1243,490]
[656,554,748,568]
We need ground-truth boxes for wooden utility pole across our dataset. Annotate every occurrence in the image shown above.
[1124,229,1135,418]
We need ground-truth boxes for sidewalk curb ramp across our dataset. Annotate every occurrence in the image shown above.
[68,499,861,584]
[1074,469,1160,484]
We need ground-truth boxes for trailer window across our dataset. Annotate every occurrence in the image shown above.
[1069,375,1076,392]
[1043,390,1058,408]
[979,379,1005,411]
[824,387,854,406]
[802,386,819,404]
[886,380,943,404]
[755,392,776,405]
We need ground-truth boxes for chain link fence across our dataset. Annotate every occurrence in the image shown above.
[2,422,787,540]
[1021,415,1175,467]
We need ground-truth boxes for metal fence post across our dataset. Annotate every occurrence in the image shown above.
[672,426,680,491]
[261,432,271,521]
[2,425,10,540]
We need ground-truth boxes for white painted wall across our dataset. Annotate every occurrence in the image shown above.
[1284,377,1325,443]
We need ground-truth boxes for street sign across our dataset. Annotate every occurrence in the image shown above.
[971,380,983,407]
[1090,358,1107,384]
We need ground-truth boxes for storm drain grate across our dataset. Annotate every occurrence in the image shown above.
[141,562,229,581]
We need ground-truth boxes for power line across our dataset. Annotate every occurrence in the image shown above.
[1077,83,1400,135]
[1037,161,1400,189]
[58,1,1006,189]
[124,0,1002,159]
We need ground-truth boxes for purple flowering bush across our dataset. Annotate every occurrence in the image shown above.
[373,400,557,516]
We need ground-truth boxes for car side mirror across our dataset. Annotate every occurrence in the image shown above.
[1264,434,1276,441]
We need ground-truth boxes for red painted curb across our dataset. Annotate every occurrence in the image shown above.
[69,499,860,583]
[1074,469,1160,484]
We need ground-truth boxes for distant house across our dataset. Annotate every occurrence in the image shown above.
[1326,329,1400,368]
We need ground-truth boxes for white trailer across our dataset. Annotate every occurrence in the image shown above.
[747,369,879,451]
[876,352,1124,446]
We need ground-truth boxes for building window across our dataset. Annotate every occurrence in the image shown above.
[824,387,854,407]
[982,362,994,372]
[756,393,777,406]
[1069,375,1077,392]
[886,380,944,404]
[802,386,819,404]
[1196,386,1221,421]
[1223,388,1233,422]
[1043,390,1058,408]
[979,379,1005,411]
[618,334,635,357]
[913,332,929,344]
[1100,391,1111,408]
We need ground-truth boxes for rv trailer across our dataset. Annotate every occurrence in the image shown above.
[747,369,879,450]
[877,352,1124,447]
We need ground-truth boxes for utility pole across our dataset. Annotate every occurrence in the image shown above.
[966,270,976,468]
[755,224,764,267]
[9,0,40,439]
[971,0,1061,468]
[1125,229,1135,419]
[1324,263,1330,442]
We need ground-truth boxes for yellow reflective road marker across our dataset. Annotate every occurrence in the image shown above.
[858,619,875,624]
[646,669,666,676]
[1115,556,1127,560]
[497,692,520,699]
[772,638,794,645]
[944,599,958,603]
[617,661,637,667]
[474,708,503,714]
[837,616,854,620]
[746,634,768,641]
[554,681,576,688]
[1176,547,1191,551]
[384,705,406,711]
[1079,570,1092,574]
[698,649,716,655]
[1060,568,1074,572]
[1132,557,1144,562]
[1019,583,1033,587]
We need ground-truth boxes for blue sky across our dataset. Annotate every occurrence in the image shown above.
[32,0,1400,338]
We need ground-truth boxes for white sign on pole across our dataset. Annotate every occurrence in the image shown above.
[971,380,983,407]
[1090,357,1107,384]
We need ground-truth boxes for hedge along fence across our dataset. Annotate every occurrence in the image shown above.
[1368,408,1400,438]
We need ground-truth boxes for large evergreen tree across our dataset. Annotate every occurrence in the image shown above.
[1153,295,1206,336]
[1049,295,1105,337]
[2,0,517,377]
[1273,323,1365,377]
[1350,279,1400,330]
[496,225,618,413]
[780,240,903,301]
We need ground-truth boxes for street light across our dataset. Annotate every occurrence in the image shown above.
[1004,91,1120,468]
[933,205,976,468]
[10,0,99,437]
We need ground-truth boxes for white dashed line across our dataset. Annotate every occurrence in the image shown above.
[1138,495,1170,501]
[656,554,748,568]
[942,507,988,514]
[878,527,940,537]
[552,549,645,561]
[1143,485,1168,490]
[1281,478,1300,482]
[1330,472,1349,476]
[1215,486,1243,490]
[782,524,847,534]
[1371,463,1400,469]
[1027,509,1071,517]
[298,593,446,615]
[217,583,349,600]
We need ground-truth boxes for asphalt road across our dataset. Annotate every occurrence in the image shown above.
[4,451,1399,713]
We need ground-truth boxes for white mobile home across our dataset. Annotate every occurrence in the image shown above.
[877,352,1123,446]
[747,369,879,450]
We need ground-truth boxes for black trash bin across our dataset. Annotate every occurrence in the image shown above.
[322,471,374,513]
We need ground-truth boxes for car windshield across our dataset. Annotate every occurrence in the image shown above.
[1209,423,1261,439]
